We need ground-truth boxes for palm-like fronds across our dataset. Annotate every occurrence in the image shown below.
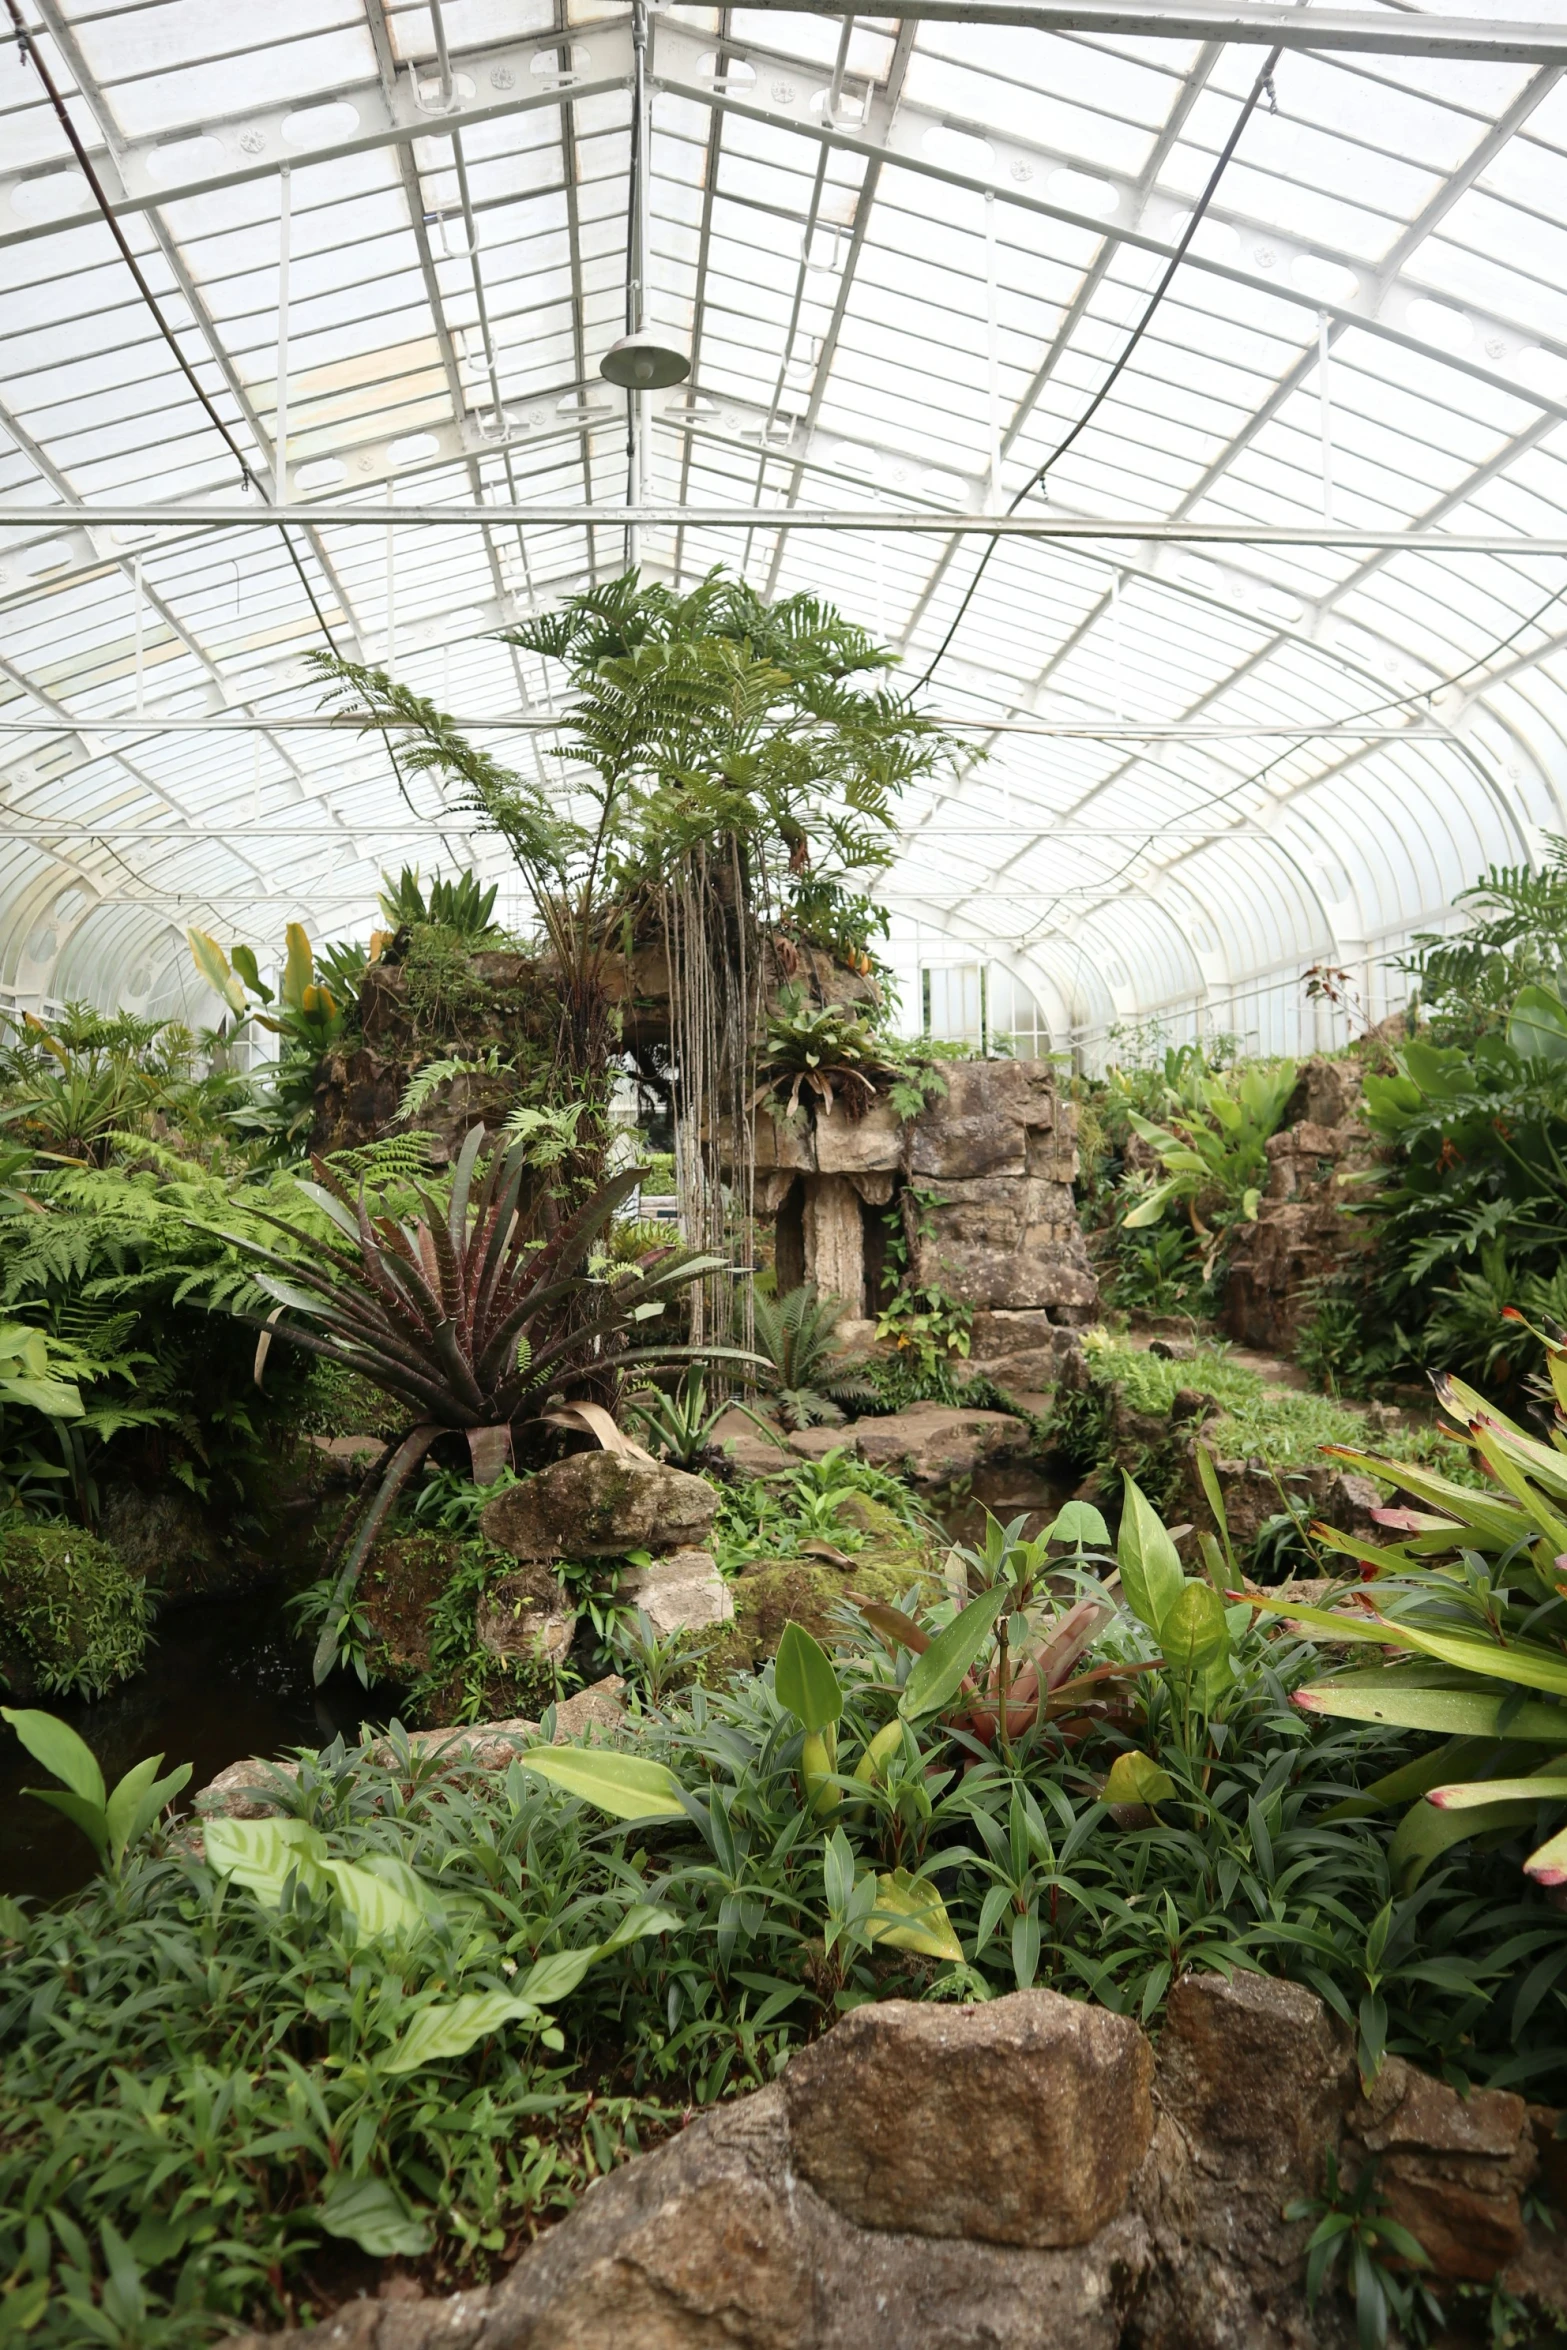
[752,1283,878,1431]
[224,1125,745,1677]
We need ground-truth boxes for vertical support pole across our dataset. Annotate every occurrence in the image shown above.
[1111,568,1124,723]
[133,556,145,716]
[385,495,396,671]
[626,0,649,574]
[1318,310,1333,524]
[984,191,1002,515]
[251,734,261,823]
[276,164,291,506]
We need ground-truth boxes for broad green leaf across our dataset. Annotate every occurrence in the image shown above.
[774,1621,843,1733]
[1049,1498,1109,1548]
[202,1815,326,1903]
[898,1586,1008,1721]
[1104,1750,1177,1807]
[26,1787,109,1857]
[229,942,271,1002]
[1122,1179,1181,1228]
[1391,1788,1542,1889]
[0,1894,30,1941]
[315,2175,431,2257]
[1244,1595,1418,1647]
[867,1869,964,1963]
[317,1856,432,1943]
[0,1374,84,1416]
[1397,1619,1567,1700]
[1429,1770,1567,1810]
[1162,1580,1230,1677]
[105,1754,192,1865]
[281,921,314,1012]
[1117,1476,1185,1638]
[519,1744,686,1821]
[3,1708,106,1808]
[1508,983,1567,1064]
[186,926,245,1014]
[1295,1680,1567,1741]
[381,1993,539,2076]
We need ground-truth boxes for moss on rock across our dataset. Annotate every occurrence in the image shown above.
[703,1497,940,1680]
[0,1522,152,1699]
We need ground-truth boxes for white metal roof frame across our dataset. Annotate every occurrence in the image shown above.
[5,0,1567,1057]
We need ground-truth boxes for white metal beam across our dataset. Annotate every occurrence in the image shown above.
[741,2,1567,64]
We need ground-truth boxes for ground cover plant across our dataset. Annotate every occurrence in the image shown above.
[6,1460,1567,2344]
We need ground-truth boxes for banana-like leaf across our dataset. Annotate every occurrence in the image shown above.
[1390,1787,1540,1889]
[316,2175,431,2256]
[519,1745,686,1821]
[1295,1679,1567,1740]
[316,1855,434,1943]
[1508,982,1567,1064]
[1319,1447,1526,1546]
[186,926,245,1014]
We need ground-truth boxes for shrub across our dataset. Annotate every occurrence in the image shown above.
[0,1522,152,1698]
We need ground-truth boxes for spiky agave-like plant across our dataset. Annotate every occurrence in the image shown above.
[228,1125,743,1679]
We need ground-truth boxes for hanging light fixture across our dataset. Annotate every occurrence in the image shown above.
[600,329,689,390]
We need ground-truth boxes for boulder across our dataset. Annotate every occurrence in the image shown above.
[620,1548,734,1636]
[713,1405,796,1478]
[232,2070,1152,2350]
[475,1566,575,1669]
[481,1453,718,1562]
[1346,2058,1535,2281]
[813,1097,904,1175]
[1221,1112,1377,1354]
[784,1990,1154,2248]
[853,1402,1030,1484]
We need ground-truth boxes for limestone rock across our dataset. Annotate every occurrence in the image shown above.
[550,1674,625,1741]
[1346,2057,1535,2280]
[475,1566,575,1669]
[713,1405,795,1478]
[481,1452,718,1562]
[784,1991,1154,2248]
[853,1402,1029,1484]
[813,1097,904,1175]
[1158,1970,1356,2182]
[1221,1110,1377,1354]
[233,2078,1151,2350]
[621,1548,734,1635]
[787,1424,863,1463]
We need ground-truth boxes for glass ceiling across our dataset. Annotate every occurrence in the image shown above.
[6,0,1567,1062]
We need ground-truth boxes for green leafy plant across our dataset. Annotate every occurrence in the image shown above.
[1287,2148,1436,2350]
[2,1707,190,1871]
[0,1523,154,1698]
[379,865,502,942]
[223,1126,745,1677]
[625,1368,731,1467]
[1270,1341,1567,1889]
[756,992,898,1120]
[751,1283,878,1430]
[1117,1051,1298,1274]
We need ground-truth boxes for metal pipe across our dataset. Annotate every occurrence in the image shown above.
[6,503,1567,549]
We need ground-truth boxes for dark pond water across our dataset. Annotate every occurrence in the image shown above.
[0,1586,401,1907]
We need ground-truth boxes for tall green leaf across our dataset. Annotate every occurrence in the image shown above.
[519,1745,687,1821]
[1117,1475,1185,1637]
[898,1587,1007,1721]
[774,1621,843,1733]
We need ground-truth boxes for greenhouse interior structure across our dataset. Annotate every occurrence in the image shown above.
[19,2,1567,2344]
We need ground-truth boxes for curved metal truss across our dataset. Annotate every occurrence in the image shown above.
[5,0,1567,1058]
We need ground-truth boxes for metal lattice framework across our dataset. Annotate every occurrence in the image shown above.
[6,0,1567,1057]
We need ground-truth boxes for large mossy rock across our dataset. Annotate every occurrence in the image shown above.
[482,1452,718,1562]
[0,1522,151,1699]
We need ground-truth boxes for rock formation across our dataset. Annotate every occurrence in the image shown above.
[1221,1056,1377,1355]
[754,1058,1096,1369]
[230,1970,1564,2349]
